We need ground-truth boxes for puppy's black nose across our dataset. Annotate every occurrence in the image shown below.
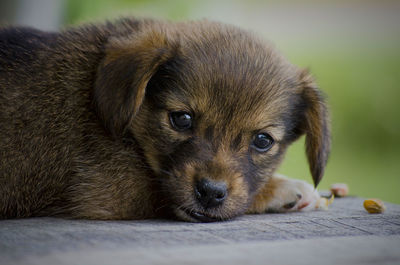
[195,178,227,209]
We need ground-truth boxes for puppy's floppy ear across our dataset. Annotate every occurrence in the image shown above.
[94,29,177,137]
[298,69,331,187]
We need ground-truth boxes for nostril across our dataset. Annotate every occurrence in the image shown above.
[195,178,227,208]
[215,190,226,200]
[214,185,227,201]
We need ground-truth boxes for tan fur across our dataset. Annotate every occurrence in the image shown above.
[248,175,284,213]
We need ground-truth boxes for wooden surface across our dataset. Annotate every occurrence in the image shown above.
[1,197,400,265]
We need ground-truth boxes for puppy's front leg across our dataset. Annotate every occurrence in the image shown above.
[247,174,321,214]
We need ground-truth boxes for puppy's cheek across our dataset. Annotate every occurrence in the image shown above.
[228,173,247,197]
[266,143,281,157]
[252,144,287,175]
[252,144,281,163]
[144,151,161,174]
[135,133,179,175]
[162,162,198,205]
[223,174,252,215]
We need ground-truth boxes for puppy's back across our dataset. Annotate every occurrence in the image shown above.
[0,27,55,65]
[0,25,109,218]
[0,19,153,219]
[0,27,71,218]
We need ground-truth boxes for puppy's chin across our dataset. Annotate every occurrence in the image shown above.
[174,208,225,223]
[171,198,248,223]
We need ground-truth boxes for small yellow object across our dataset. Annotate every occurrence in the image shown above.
[363,199,386,214]
[317,194,335,210]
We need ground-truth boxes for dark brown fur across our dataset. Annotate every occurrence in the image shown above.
[0,18,330,221]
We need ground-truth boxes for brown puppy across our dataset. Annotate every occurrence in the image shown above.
[0,18,330,221]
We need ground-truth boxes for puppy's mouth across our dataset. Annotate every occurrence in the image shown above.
[176,208,222,222]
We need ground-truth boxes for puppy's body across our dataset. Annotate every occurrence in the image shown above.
[0,18,330,221]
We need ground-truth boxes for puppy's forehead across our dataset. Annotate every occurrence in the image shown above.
[169,23,299,129]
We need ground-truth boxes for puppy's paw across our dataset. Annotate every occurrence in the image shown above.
[248,174,321,214]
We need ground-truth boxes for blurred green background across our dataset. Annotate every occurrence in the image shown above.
[1,0,399,203]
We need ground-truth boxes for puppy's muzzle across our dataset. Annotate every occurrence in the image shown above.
[195,178,227,209]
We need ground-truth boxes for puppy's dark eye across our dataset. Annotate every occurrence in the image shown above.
[252,133,274,152]
[169,111,192,131]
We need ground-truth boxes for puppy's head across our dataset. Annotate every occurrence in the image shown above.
[94,21,330,222]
